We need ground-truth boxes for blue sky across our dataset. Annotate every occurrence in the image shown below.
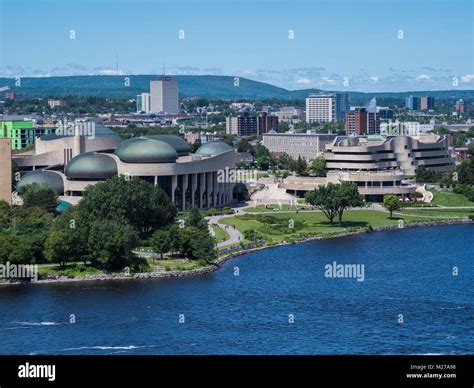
[0,0,473,91]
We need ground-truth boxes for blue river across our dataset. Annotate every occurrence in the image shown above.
[0,224,472,355]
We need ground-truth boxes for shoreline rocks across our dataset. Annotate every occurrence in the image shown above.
[1,218,472,286]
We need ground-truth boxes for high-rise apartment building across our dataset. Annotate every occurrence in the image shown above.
[257,112,278,134]
[345,108,380,135]
[226,113,258,136]
[306,93,349,123]
[150,76,179,115]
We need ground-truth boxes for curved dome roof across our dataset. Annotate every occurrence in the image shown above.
[146,135,191,156]
[65,152,118,180]
[16,169,64,195]
[114,137,178,163]
[196,141,233,155]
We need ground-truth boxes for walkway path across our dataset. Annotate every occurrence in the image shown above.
[207,214,243,248]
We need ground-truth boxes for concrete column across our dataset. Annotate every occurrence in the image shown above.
[171,175,178,205]
[207,172,213,208]
[199,173,206,209]
[212,172,218,207]
[182,174,189,211]
[229,182,234,204]
[191,173,197,207]
[154,176,158,186]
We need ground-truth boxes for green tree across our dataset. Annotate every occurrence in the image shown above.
[150,227,173,260]
[277,153,293,170]
[177,227,216,262]
[18,183,58,213]
[383,194,401,218]
[186,206,208,229]
[305,183,342,224]
[309,156,326,177]
[305,182,363,224]
[87,220,139,270]
[44,209,85,267]
[78,176,177,237]
[457,159,474,185]
[336,182,364,223]
[236,139,254,154]
[293,155,308,176]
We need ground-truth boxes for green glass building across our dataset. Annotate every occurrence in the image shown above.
[0,120,52,150]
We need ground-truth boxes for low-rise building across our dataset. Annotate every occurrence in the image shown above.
[0,119,52,150]
[279,170,416,202]
[324,134,455,176]
[262,132,337,161]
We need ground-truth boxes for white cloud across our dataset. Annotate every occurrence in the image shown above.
[370,76,379,82]
[416,74,431,81]
[296,78,311,85]
[97,69,124,76]
[461,74,474,83]
[321,77,336,84]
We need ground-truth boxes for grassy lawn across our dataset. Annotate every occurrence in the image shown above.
[211,225,230,243]
[38,263,103,278]
[220,209,468,245]
[245,204,312,213]
[151,258,206,271]
[429,189,474,207]
[398,208,473,218]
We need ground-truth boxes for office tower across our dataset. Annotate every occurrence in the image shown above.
[136,94,143,113]
[257,112,279,134]
[150,76,179,114]
[405,95,420,110]
[335,93,350,121]
[0,138,12,205]
[420,96,435,110]
[137,93,151,113]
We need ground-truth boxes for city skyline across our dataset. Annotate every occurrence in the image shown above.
[0,0,473,92]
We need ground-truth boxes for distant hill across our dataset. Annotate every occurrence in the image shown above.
[1,75,473,101]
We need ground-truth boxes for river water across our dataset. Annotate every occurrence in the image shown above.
[0,225,472,355]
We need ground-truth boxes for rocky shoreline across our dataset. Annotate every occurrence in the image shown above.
[1,218,472,286]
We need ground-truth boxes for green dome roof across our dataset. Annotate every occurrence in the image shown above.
[17,169,64,195]
[196,141,233,155]
[65,152,118,180]
[146,135,191,155]
[114,137,178,163]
